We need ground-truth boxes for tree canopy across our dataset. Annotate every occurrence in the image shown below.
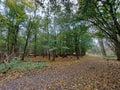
[0,0,119,60]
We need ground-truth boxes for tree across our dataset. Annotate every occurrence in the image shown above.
[77,0,120,60]
[3,0,28,54]
[21,17,35,61]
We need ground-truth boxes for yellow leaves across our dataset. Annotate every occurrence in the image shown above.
[6,0,35,9]
[0,13,8,28]
[5,0,18,9]
[0,13,7,20]
[5,0,28,20]
[6,0,18,12]
[21,0,35,8]
[0,14,4,20]
[6,0,15,5]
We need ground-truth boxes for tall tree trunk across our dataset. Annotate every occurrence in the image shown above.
[8,25,19,54]
[48,52,51,60]
[115,42,120,61]
[13,25,19,54]
[21,29,31,61]
[7,30,10,54]
[34,33,37,57]
[80,47,86,56]
[21,21,31,61]
[98,38,107,57]
[74,30,79,59]
[75,44,79,59]
[52,50,56,61]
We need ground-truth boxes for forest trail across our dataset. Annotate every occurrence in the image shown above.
[0,55,120,90]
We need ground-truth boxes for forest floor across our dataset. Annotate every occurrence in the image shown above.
[0,55,120,90]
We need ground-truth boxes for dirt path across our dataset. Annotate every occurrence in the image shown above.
[0,56,120,90]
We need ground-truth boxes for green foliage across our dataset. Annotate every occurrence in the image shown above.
[0,13,8,28]
[0,0,97,59]
[94,31,106,38]
[21,0,35,8]
[42,38,69,52]
[5,0,28,20]
[0,13,7,20]
[58,24,93,54]
[49,47,58,52]
[0,57,47,73]
[10,61,47,72]
[78,0,120,37]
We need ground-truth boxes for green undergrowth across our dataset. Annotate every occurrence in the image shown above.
[0,57,47,74]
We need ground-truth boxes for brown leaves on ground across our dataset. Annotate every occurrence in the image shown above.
[0,55,120,90]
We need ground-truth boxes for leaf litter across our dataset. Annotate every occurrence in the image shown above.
[0,55,120,90]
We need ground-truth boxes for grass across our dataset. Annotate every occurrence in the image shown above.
[0,57,47,73]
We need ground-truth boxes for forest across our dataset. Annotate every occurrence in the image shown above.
[0,0,120,90]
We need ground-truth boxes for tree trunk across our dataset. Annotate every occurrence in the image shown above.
[75,44,79,59]
[34,33,37,57]
[7,30,10,54]
[21,21,31,61]
[74,29,79,59]
[115,43,120,61]
[13,25,19,54]
[74,36,79,59]
[52,51,56,61]
[48,52,51,60]
[98,38,107,57]
[21,30,30,61]
[80,47,86,56]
